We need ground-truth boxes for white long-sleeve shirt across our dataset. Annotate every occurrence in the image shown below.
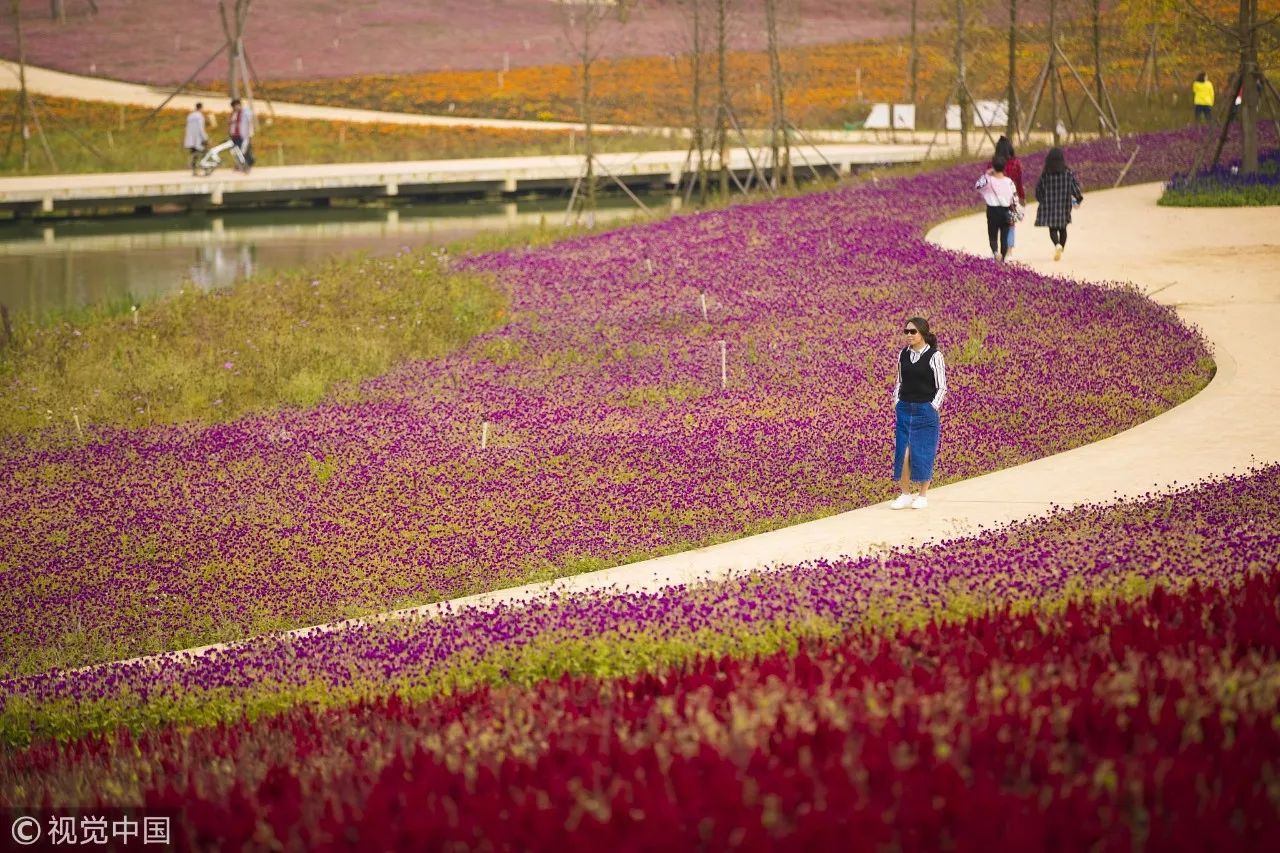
[183,109,208,149]
[975,172,1016,207]
[893,345,947,410]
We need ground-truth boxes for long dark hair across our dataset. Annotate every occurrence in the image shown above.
[1044,147,1068,174]
[995,135,1016,161]
[906,316,938,349]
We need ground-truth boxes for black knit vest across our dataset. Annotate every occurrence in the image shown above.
[899,346,938,402]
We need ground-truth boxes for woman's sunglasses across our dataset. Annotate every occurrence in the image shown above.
[903,328,920,335]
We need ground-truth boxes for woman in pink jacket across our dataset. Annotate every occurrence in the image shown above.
[974,157,1018,262]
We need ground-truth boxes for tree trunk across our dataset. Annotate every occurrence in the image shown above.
[50,0,65,24]
[1091,0,1105,132]
[688,0,708,203]
[220,1,253,100]
[1240,0,1259,172]
[1006,0,1018,138]
[716,0,729,200]
[1143,24,1159,100]
[1150,24,1159,93]
[765,0,788,187]
[12,0,30,172]
[955,0,970,157]
[909,0,919,106]
[1049,0,1059,145]
[582,20,597,216]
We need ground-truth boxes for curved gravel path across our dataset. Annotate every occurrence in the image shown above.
[396,181,1280,607]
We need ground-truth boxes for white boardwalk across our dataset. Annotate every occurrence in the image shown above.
[0,144,945,215]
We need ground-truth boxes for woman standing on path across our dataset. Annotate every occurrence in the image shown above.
[975,156,1018,262]
[889,318,947,511]
[1034,147,1084,261]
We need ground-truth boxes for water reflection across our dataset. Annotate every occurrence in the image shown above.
[188,244,258,292]
[0,196,672,319]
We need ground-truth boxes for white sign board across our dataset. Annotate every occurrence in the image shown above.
[946,100,1009,130]
[863,103,916,130]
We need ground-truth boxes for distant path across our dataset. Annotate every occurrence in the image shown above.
[0,60,667,135]
[0,60,994,148]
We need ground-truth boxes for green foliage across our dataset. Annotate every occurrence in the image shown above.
[0,249,507,437]
[1158,183,1280,207]
[0,94,679,178]
[951,316,1008,365]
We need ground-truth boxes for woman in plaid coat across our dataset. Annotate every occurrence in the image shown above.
[1034,147,1084,261]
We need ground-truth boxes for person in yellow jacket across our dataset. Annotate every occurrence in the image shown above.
[1193,72,1215,123]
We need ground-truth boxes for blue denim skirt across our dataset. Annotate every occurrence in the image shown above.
[893,400,940,482]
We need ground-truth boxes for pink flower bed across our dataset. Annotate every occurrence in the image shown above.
[1,0,913,83]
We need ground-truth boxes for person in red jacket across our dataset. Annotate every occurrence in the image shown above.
[991,136,1024,256]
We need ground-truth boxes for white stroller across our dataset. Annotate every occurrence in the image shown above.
[194,139,249,177]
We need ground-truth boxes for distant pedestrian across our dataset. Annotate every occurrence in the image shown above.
[184,101,208,175]
[993,136,1026,255]
[1193,72,1215,124]
[889,317,946,511]
[975,155,1018,262]
[1034,147,1084,262]
[228,98,255,173]
[993,136,1026,204]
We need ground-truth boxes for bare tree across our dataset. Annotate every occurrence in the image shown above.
[219,0,253,100]
[1006,0,1019,138]
[952,0,972,156]
[562,0,608,220]
[1089,0,1120,133]
[6,0,30,171]
[1128,0,1187,102]
[561,1,642,222]
[764,0,792,187]
[1049,0,1060,144]
[5,0,56,172]
[715,0,730,199]
[1236,0,1265,172]
[679,0,712,203]
[909,0,920,106]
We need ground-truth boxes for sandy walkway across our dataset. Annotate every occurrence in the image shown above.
[0,60,1004,149]
[117,180,1279,665]
[430,182,1280,593]
[0,59,657,134]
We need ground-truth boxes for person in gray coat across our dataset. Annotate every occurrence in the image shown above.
[183,102,209,175]
[1034,147,1084,261]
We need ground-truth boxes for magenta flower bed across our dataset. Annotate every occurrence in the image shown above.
[5,463,1279,845]
[147,575,1280,848]
[0,130,1230,674]
[5,459,1278,747]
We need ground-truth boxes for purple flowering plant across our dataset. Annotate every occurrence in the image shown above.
[0,129,1233,677]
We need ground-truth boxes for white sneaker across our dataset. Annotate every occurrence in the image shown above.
[911,496,929,509]
[889,494,913,510]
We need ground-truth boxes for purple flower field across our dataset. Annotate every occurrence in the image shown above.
[0,129,1231,676]
[4,457,1277,748]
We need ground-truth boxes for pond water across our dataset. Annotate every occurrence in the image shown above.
[0,196,673,320]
